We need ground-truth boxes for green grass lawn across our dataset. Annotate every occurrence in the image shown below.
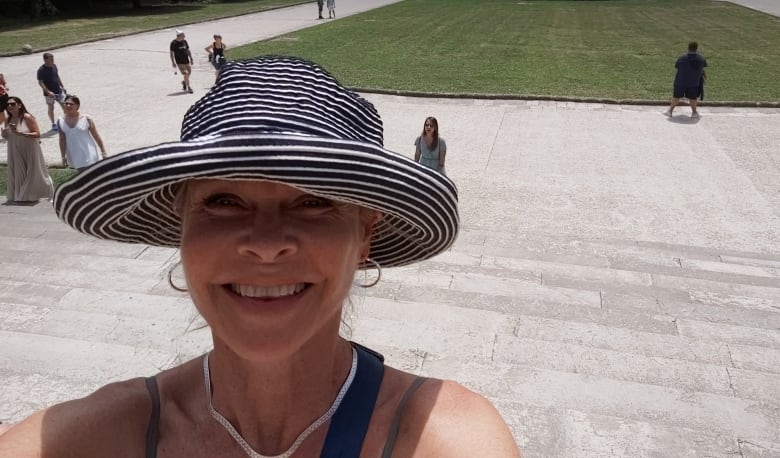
[0,166,77,196]
[231,0,780,102]
[0,0,305,56]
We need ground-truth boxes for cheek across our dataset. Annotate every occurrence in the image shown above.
[178,214,232,279]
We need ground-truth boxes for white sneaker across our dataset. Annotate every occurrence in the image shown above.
[663,109,672,117]
[691,112,701,118]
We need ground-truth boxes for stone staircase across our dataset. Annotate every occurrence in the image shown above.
[1,203,779,457]
[356,227,780,457]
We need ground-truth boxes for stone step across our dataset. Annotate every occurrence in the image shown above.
[493,335,733,398]
[460,226,780,264]
[355,297,748,370]
[0,260,164,293]
[608,292,780,332]
[0,235,148,259]
[421,359,780,445]
[456,227,780,287]
[494,400,741,458]
[0,329,170,382]
[728,342,780,375]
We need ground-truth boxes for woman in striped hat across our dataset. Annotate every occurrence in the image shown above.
[0,56,519,457]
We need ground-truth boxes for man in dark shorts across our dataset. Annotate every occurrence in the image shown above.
[665,41,708,118]
[37,53,67,131]
[170,30,194,94]
[317,0,324,19]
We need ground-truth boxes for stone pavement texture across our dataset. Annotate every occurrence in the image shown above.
[2,1,780,457]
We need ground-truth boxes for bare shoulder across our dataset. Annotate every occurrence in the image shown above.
[392,377,520,457]
[0,378,151,458]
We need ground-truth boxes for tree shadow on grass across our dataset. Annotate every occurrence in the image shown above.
[0,3,207,35]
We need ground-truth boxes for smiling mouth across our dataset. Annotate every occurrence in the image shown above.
[229,283,309,299]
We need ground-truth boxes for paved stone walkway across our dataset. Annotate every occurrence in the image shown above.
[726,0,780,17]
[1,1,780,456]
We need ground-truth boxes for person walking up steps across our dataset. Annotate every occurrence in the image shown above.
[170,30,194,93]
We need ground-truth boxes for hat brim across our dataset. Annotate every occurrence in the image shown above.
[53,134,459,268]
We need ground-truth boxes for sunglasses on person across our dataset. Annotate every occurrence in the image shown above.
[424,123,433,128]
[6,101,18,107]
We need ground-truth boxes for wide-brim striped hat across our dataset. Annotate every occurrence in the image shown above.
[53,55,459,268]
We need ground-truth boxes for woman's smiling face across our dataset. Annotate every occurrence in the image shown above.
[178,179,379,359]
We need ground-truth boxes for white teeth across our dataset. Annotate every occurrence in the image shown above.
[231,283,306,298]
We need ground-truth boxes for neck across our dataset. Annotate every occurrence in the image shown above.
[206,332,354,455]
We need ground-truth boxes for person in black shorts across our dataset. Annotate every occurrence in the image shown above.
[204,34,227,77]
[665,41,708,118]
[170,30,194,93]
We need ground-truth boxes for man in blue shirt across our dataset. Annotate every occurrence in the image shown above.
[664,42,708,118]
[37,53,66,131]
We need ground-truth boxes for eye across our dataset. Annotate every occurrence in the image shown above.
[298,196,334,209]
[203,193,243,208]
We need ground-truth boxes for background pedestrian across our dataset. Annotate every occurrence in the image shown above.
[57,95,107,171]
[665,41,708,118]
[170,30,194,93]
[1,96,53,203]
[36,53,66,131]
[414,116,447,175]
[327,0,336,18]
[0,73,8,125]
[205,34,227,75]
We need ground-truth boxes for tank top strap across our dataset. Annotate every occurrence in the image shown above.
[320,343,385,457]
[381,376,427,457]
[144,376,161,458]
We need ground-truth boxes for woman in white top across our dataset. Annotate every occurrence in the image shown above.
[57,95,107,171]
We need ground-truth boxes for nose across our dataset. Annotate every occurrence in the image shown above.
[237,212,298,262]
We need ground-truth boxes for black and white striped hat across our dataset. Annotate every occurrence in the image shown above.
[53,55,459,268]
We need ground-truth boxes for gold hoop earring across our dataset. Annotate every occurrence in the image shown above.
[356,258,381,288]
[167,261,188,292]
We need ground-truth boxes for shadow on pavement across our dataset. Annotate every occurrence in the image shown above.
[666,115,701,125]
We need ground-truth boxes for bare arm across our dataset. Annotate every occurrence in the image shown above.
[38,79,53,96]
[22,114,41,139]
[59,126,68,166]
[394,380,520,457]
[438,146,446,170]
[87,116,107,158]
[0,379,150,457]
